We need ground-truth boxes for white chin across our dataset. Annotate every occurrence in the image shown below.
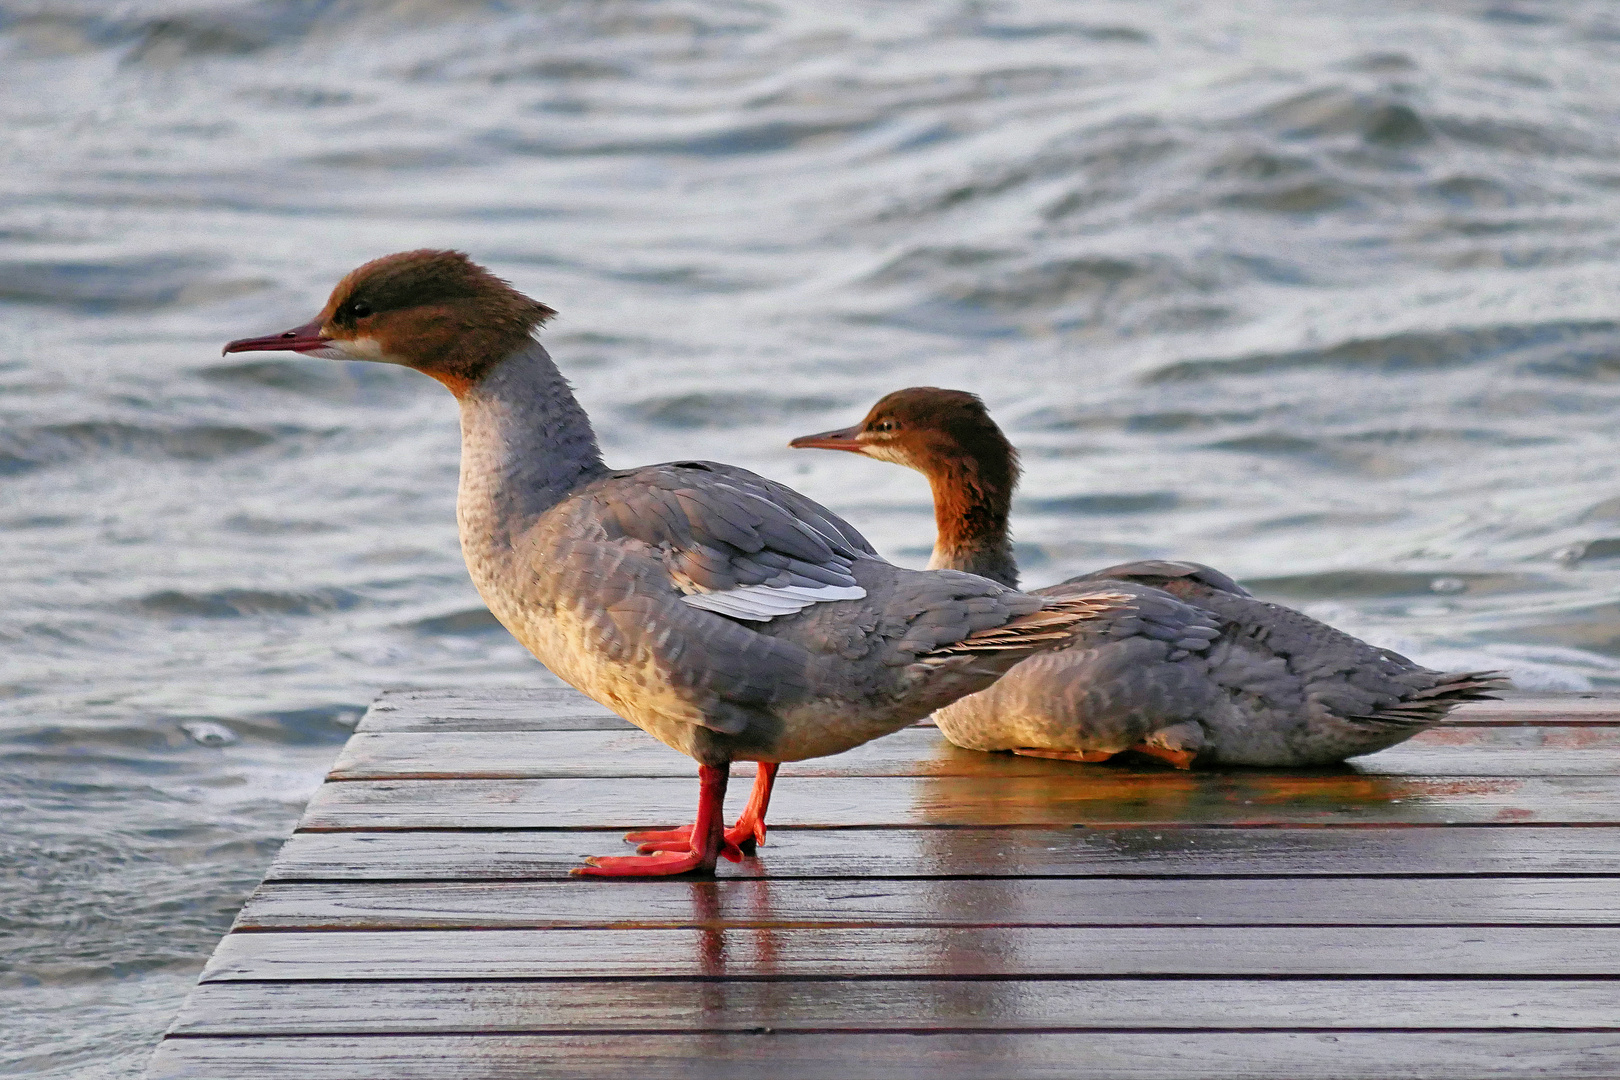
[326,337,404,364]
[303,346,349,360]
[865,443,914,468]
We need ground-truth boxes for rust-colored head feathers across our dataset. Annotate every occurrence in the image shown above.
[790,387,1023,585]
[223,250,556,396]
[791,386,1021,497]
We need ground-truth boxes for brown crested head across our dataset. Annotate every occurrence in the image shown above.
[222,250,555,395]
[790,386,1020,489]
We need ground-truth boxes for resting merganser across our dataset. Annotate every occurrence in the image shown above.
[222,253,1128,875]
[790,387,1504,768]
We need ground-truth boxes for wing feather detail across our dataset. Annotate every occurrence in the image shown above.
[919,591,1131,663]
[682,583,866,620]
[585,461,877,623]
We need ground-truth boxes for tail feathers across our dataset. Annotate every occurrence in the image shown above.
[920,591,1130,665]
[1358,670,1509,727]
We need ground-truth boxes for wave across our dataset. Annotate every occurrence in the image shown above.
[1018,492,1180,515]
[196,358,416,401]
[0,421,283,476]
[623,392,844,430]
[0,254,268,312]
[1244,570,1546,600]
[1146,320,1620,382]
[132,587,363,619]
[403,607,504,636]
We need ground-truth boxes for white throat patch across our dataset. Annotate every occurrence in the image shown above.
[862,441,916,470]
[330,336,399,363]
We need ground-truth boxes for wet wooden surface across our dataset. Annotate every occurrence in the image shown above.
[152,688,1620,1079]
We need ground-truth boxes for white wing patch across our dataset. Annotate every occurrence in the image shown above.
[681,582,866,621]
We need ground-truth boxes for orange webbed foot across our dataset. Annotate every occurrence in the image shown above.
[1130,742,1197,770]
[624,825,693,846]
[626,762,777,856]
[725,815,766,853]
[1013,747,1118,763]
[625,827,743,862]
[577,763,738,877]
[572,849,714,877]
[627,823,752,858]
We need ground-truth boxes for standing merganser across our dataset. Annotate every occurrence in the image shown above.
[222,253,1128,876]
[790,387,1504,768]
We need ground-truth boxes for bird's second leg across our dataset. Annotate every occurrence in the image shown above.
[575,763,740,876]
[626,762,779,854]
[724,760,777,852]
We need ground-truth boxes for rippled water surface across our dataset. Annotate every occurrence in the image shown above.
[7,0,1620,1072]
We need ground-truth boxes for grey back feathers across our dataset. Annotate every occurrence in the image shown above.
[583,463,872,621]
[935,562,1504,767]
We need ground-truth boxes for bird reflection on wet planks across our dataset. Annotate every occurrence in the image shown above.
[151,687,1620,1080]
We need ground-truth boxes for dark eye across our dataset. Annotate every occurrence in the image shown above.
[349,300,372,319]
[872,420,898,433]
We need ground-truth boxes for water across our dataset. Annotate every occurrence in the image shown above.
[6,0,1620,1072]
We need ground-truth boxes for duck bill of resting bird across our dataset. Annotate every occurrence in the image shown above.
[223,254,1131,876]
[791,388,1506,770]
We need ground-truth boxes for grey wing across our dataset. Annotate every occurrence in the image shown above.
[692,461,879,559]
[584,463,875,622]
[1036,579,1228,660]
[1186,588,1498,725]
[1065,559,1252,598]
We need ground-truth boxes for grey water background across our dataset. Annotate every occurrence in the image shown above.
[6,0,1620,1072]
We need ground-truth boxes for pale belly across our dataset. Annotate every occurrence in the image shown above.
[485,595,715,759]
[756,705,916,763]
[476,585,914,766]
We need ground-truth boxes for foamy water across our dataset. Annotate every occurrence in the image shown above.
[6,1,1620,1073]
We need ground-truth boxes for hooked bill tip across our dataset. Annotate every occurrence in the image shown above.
[220,319,330,357]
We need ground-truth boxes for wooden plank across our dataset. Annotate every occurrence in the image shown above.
[264,826,1620,881]
[1449,695,1620,724]
[363,713,637,733]
[146,1031,1620,1079]
[358,687,1620,734]
[151,689,1620,1080]
[199,926,1620,980]
[297,774,1620,830]
[232,877,1620,931]
[1407,725,1620,749]
[326,725,1620,780]
[167,977,1620,1035]
[359,687,629,734]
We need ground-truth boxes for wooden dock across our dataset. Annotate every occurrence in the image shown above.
[150,687,1620,1079]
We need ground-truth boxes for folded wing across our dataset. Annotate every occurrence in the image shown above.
[586,461,877,622]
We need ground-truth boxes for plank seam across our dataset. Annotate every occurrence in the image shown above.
[255,873,1620,883]
[290,821,1620,832]
[252,867,1620,880]
[183,973,1620,985]
[157,1025,1620,1038]
[219,922,1620,933]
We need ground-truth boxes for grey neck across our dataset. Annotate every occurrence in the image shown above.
[455,339,608,541]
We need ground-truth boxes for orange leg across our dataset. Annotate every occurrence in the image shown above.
[573,764,741,877]
[1130,742,1197,770]
[1013,748,1117,763]
[625,762,780,855]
